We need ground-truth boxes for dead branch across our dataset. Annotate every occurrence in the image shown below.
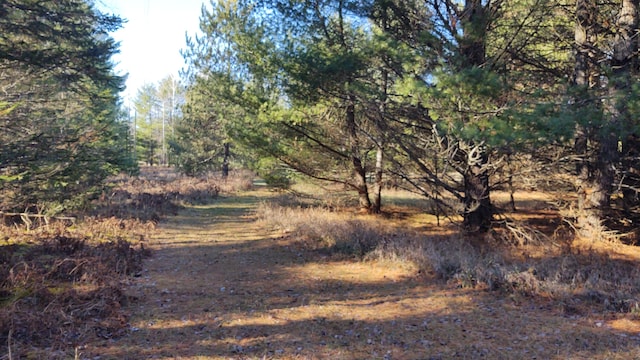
[0,211,76,230]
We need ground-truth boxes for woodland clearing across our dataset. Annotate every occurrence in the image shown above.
[2,169,640,359]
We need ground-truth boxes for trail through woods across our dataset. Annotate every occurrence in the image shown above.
[86,188,640,359]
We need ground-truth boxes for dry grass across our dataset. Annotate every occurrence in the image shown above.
[256,202,386,258]
[256,191,640,316]
[81,186,640,359]
[5,172,638,359]
[0,167,251,359]
[0,234,148,358]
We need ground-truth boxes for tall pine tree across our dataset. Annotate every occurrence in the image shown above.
[0,0,130,213]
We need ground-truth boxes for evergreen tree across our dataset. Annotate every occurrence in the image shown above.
[0,0,131,213]
[570,0,640,233]
[171,75,231,176]
[133,83,161,166]
[184,0,401,211]
[178,0,640,236]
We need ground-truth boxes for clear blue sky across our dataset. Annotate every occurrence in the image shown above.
[97,0,206,101]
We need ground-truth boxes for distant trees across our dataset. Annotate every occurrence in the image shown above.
[182,0,392,211]
[0,0,133,213]
[131,76,184,167]
[179,0,640,236]
[170,74,231,176]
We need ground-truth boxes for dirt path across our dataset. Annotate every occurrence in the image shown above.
[87,189,639,360]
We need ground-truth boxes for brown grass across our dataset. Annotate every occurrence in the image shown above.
[73,184,640,359]
[0,234,148,358]
[0,167,254,359]
[4,173,640,359]
[257,189,640,316]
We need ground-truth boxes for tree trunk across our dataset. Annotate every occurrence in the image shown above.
[459,0,492,233]
[591,133,617,214]
[459,0,487,67]
[371,68,389,215]
[621,2,640,209]
[346,99,372,212]
[463,145,492,233]
[372,145,384,214]
[591,0,638,213]
[222,142,230,179]
[622,134,640,212]
[575,0,638,224]
[573,0,592,192]
[573,0,598,226]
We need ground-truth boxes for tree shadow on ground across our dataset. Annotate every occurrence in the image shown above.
[86,222,640,360]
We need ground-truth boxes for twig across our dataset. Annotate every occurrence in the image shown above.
[0,211,76,227]
[7,328,12,360]
[0,211,76,220]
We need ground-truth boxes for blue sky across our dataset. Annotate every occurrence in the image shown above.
[97,0,206,101]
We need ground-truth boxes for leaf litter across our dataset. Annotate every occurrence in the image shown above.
[78,184,640,359]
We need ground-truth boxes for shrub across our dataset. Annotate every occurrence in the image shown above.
[257,200,640,314]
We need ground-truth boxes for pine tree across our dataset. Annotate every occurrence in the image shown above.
[0,0,130,213]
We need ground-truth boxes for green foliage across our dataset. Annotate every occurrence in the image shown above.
[177,0,282,177]
[256,158,294,190]
[0,0,132,213]
[178,0,640,228]
[133,83,161,166]
[183,0,399,212]
[131,76,183,167]
[422,67,505,143]
[171,73,239,176]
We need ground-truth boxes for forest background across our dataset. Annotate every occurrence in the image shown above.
[1,0,640,356]
[173,0,640,235]
[5,0,634,236]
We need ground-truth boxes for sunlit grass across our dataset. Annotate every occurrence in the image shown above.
[51,176,640,360]
[256,190,640,315]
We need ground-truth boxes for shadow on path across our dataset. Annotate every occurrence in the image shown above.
[85,190,640,360]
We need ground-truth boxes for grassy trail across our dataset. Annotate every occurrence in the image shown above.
[86,188,639,360]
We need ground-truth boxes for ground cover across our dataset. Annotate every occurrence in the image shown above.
[2,170,639,359]
[0,168,249,359]
[85,181,639,359]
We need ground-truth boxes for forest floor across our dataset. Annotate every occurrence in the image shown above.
[80,182,640,360]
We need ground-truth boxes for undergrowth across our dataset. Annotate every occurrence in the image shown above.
[256,202,383,258]
[0,235,147,358]
[256,201,640,315]
[0,167,250,359]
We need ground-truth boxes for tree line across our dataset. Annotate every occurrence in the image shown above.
[130,76,184,168]
[175,0,639,237]
[1,0,638,240]
[0,0,133,214]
